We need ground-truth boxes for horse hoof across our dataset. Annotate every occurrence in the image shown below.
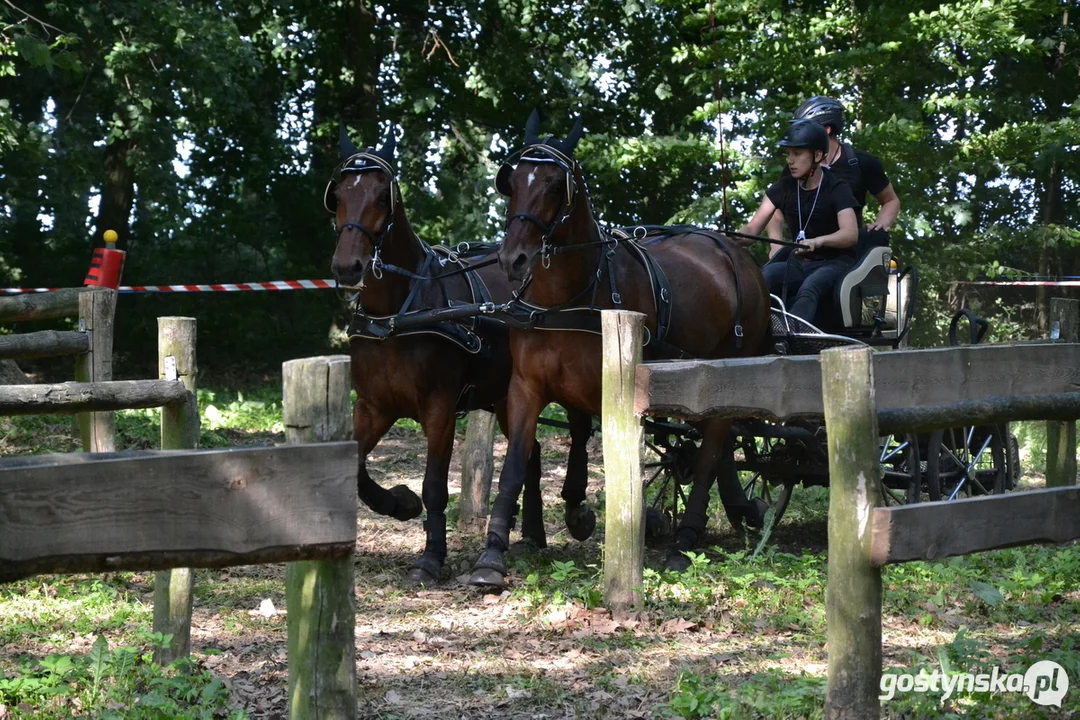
[664,551,692,573]
[389,485,423,521]
[467,549,508,589]
[510,537,547,557]
[645,507,671,538]
[404,555,442,588]
[746,498,769,530]
[404,566,439,588]
[468,567,507,589]
[567,505,596,541]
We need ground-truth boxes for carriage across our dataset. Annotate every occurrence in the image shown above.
[640,239,1020,537]
[327,118,1021,585]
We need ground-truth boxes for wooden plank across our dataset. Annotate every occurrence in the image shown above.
[877,392,1080,435]
[822,347,882,720]
[0,287,86,323]
[0,330,88,360]
[601,310,646,613]
[155,316,199,664]
[0,442,358,583]
[0,379,190,415]
[869,486,1080,567]
[75,288,117,451]
[1047,299,1079,487]
[635,342,1080,422]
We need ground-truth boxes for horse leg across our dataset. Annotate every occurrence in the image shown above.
[354,401,422,521]
[404,400,457,587]
[665,421,768,570]
[563,407,596,541]
[495,399,547,551]
[469,379,544,588]
[664,417,760,571]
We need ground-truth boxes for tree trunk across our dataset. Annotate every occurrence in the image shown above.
[94,138,135,250]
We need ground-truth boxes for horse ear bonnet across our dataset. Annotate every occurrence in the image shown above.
[495,163,513,196]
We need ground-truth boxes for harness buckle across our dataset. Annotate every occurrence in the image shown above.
[612,292,622,306]
[542,251,552,269]
[370,246,384,280]
[734,324,744,338]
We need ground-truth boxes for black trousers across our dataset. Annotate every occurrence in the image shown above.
[763,255,855,324]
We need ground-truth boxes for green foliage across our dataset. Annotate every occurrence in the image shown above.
[513,559,604,614]
[666,668,825,719]
[0,631,245,720]
[1,0,1078,368]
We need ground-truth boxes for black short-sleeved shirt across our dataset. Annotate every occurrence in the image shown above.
[781,143,891,221]
[766,170,857,260]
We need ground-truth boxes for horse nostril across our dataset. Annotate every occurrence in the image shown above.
[512,253,528,272]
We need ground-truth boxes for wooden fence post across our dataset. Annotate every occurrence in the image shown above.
[153,317,199,665]
[74,288,117,452]
[283,356,356,720]
[822,346,882,720]
[1047,298,1079,487]
[601,309,645,613]
[458,410,497,533]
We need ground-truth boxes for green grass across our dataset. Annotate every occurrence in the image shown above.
[1,385,1078,718]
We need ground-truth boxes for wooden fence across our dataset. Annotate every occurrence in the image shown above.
[601,298,1080,720]
[0,325,361,717]
[0,286,119,451]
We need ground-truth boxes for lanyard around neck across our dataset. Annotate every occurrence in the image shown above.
[795,172,823,243]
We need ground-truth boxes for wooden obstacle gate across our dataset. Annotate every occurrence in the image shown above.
[601,299,1080,719]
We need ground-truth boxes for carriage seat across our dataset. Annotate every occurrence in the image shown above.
[835,245,891,328]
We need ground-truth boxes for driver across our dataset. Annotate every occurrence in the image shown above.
[766,96,900,257]
[732,120,858,324]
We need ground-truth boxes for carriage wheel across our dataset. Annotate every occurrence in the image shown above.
[642,420,700,538]
[925,424,1011,500]
[879,433,922,505]
[736,433,798,529]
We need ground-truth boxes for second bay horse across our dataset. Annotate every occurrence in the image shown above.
[469,111,772,586]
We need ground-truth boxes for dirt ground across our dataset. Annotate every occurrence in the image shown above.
[186,426,823,719]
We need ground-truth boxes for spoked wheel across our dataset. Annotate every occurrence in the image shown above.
[736,433,796,529]
[879,433,922,505]
[642,419,701,538]
[925,423,1013,501]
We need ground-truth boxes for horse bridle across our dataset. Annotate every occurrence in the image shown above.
[495,144,581,269]
[324,151,399,281]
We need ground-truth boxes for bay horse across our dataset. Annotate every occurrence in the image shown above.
[326,127,596,586]
[468,111,772,586]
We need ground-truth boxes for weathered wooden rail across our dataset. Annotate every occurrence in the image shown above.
[0,441,358,582]
[0,347,363,719]
[601,298,1080,719]
[0,286,118,451]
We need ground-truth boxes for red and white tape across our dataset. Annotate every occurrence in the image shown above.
[0,280,339,294]
[952,280,1080,287]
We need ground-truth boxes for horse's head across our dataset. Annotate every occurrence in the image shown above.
[325,126,399,288]
[495,110,586,282]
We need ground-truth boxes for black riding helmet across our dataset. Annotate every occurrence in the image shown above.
[793,96,845,136]
[778,119,829,154]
